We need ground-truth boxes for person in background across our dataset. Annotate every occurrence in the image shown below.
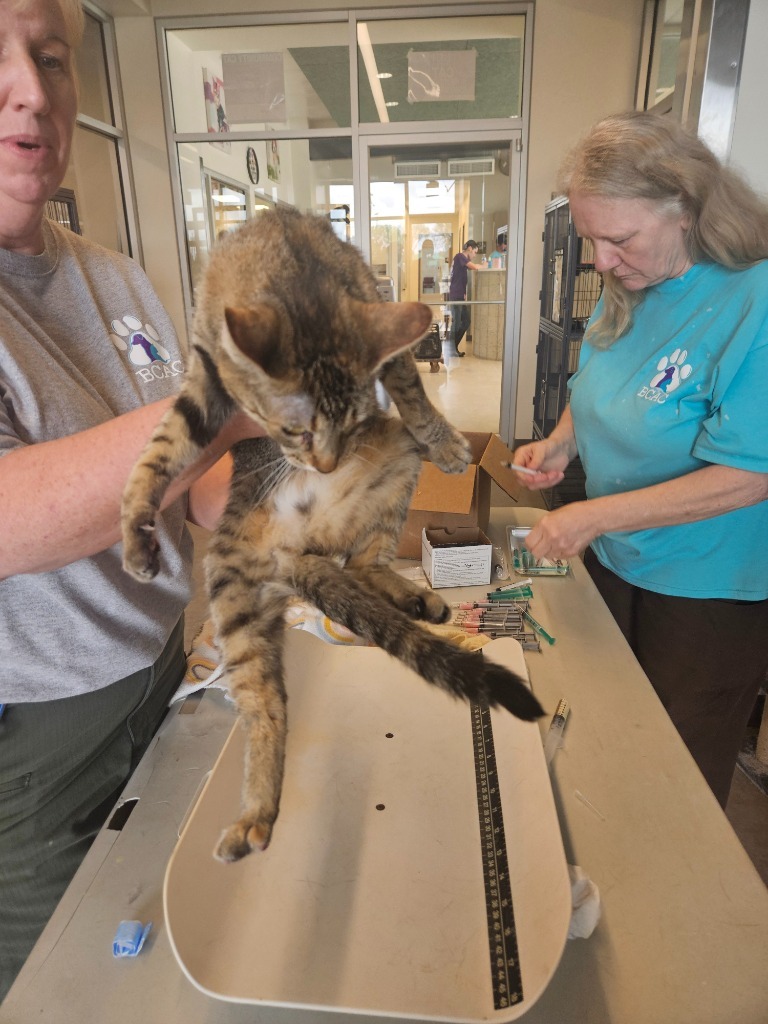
[489,232,507,268]
[447,238,483,357]
[0,0,263,1000]
[514,111,768,808]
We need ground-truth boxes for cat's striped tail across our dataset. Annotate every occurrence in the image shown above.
[292,554,545,722]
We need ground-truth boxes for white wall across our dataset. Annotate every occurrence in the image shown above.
[113,0,644,436]
[520,0,642,437]
[115,15,188,341]
[729,0,768,199]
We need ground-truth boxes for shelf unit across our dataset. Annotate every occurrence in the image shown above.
[532,195,602,508]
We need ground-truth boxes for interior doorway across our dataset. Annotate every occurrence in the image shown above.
[359,133,522,435]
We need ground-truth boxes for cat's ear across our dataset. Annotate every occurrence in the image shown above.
[223,304,286,374]
[352,300,433,369]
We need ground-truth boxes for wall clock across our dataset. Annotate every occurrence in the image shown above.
[246,147,260,184]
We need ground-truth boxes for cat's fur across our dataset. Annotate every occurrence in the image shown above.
[121,207,544,862]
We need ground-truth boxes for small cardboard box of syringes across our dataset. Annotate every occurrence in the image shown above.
[421,527,494,589]
[397,432,523,560]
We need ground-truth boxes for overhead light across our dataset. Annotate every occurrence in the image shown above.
[357,24,389,124]
[385,101,399,108]
[377,72,392,79]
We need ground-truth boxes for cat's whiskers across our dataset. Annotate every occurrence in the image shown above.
[350,450,376,469]
[263,461,295,495]
[235,456,293,504]
[351,441,385,467]
[234,457,284,485]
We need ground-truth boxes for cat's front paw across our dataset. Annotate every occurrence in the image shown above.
[121,511,161,582]
[425,424,472,475]
[214,813,274,863]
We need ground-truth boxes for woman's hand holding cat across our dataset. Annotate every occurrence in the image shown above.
[223,410,269,446]
[188,412,267,531]
[1,398,204,579]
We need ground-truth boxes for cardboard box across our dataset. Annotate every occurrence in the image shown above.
[397,432,523,559]
[421,527,493,589]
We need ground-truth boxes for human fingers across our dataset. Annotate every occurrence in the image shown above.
[502,460,565,489]
[524,505,594,560]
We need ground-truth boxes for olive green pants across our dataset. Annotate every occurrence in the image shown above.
[0,619,186,1003]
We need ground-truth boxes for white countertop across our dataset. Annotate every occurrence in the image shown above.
[4,507,767,1024]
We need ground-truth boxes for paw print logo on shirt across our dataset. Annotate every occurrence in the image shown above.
[109,315,171,367]
[650,348,693,393]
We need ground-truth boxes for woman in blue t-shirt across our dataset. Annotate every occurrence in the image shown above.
[514,111,768,806]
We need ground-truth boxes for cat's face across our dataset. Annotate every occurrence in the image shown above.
[244,367,379,474]
[219,299,431,473]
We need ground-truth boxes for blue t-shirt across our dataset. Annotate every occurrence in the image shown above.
[568,261,768,599]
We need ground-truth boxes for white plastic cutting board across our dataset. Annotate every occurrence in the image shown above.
[164,631,570,1021]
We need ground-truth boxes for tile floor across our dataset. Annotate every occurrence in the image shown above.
[185,343,768,885]
[417,343,505,434]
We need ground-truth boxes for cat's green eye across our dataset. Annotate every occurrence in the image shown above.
[281,426,307,438]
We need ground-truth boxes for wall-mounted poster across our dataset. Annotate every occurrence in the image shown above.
[202,67,230,152]
[267,139,281,183]
[222,52,286,124]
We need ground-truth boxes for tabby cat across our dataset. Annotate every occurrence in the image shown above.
[121,207,543,863]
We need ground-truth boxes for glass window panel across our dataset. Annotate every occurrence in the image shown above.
[176,138,354,302]
[60,126,129,254]
[209,178,249,241]
[177,143,209,296]
[367,140,510,320]
[407,180,456,216]
[646,0,684,108]
[76,13,114,125]
[166,23,351,133]
[370,181,405,220]
[357,15,525,124]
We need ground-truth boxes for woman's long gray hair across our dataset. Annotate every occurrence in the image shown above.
[558,111,768,345]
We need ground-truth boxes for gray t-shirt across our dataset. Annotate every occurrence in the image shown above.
[0,221,194,702]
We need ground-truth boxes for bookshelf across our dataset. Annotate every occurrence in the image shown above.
[532,195,602,508]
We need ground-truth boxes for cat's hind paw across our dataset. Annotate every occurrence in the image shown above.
[121,512,161,582]
[357,566,450,623]
[214,814,274,863]
[401,590,450,624]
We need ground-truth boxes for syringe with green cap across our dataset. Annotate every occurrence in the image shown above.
[522,609,556,645]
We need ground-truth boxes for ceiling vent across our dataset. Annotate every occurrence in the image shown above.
[447,157,495,176]
[394,160,441,179]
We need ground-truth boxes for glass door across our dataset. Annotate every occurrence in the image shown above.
[358,131,523,437]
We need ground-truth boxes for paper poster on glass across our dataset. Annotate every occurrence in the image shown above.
[267,139,281,183]
[407,49,476,104]
[222,53,287,124]
[202,67,230,152]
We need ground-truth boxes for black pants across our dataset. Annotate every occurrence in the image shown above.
[0,619,186,1002]
[451,303,471,349]
[583,548,768,807]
